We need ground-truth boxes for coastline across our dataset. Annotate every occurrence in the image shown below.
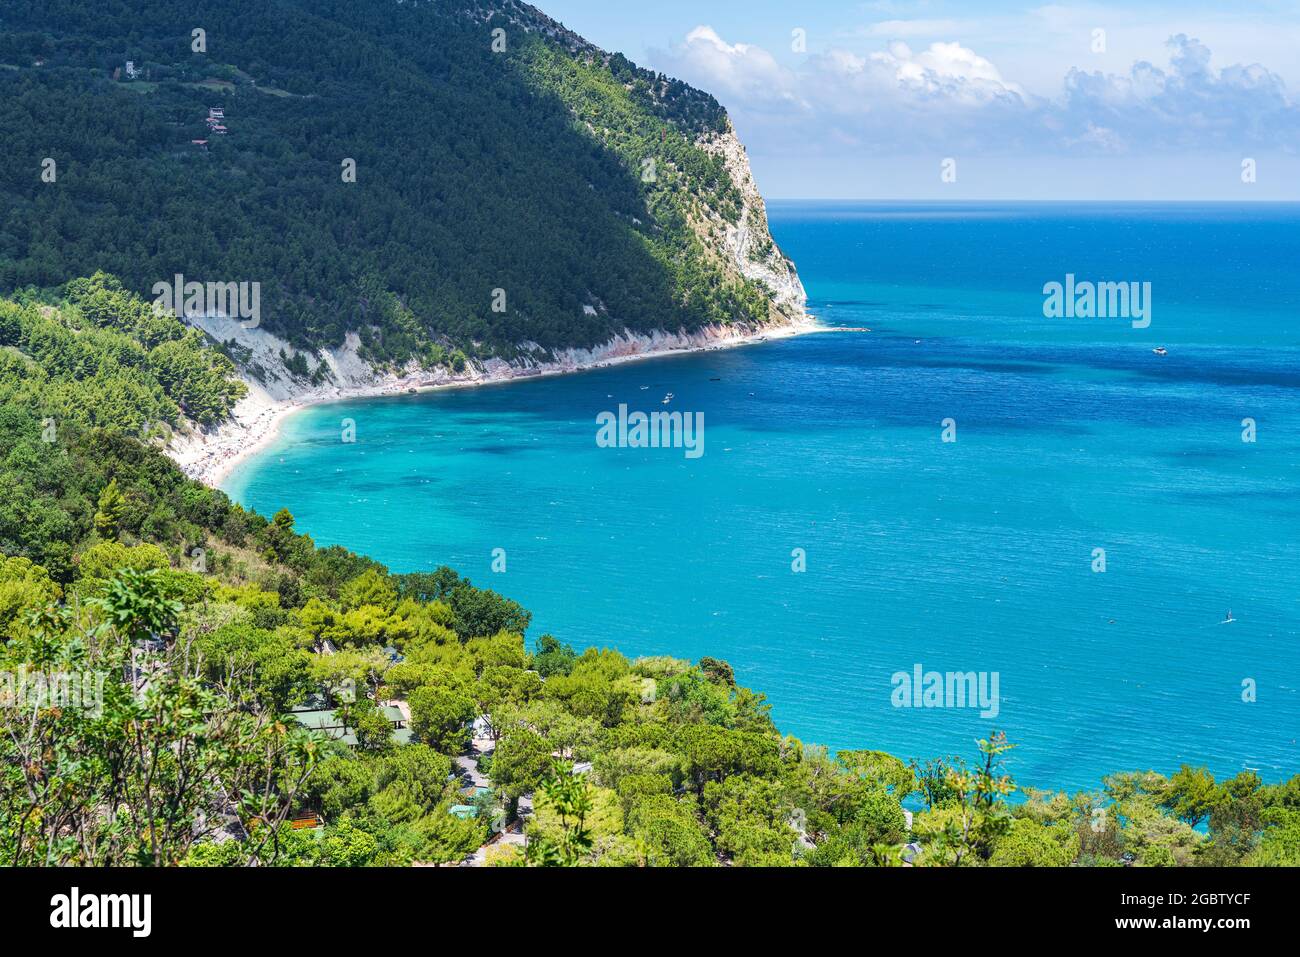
[168,316,824,490]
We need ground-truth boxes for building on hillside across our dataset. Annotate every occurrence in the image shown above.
[461,784,493,801]
[288,810,324,830]
[291,692,331,712]
[124,60,138,79]
[291,703,412,747]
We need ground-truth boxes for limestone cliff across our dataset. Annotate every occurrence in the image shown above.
[696,122,808,323]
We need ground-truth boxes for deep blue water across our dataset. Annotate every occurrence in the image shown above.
[226,202,1300,793]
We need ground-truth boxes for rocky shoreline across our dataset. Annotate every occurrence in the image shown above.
[166,316,823,489]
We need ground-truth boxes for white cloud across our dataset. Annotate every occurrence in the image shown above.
[873,40,1025,102]
[1062,35,1297,150]
[658,28,1033,153]
[656,27,1297,156]
[664,25,804,109]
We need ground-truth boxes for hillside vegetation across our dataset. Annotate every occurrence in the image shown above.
[0,0,797,371]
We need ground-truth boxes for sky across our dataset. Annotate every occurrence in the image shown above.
[536,0,1300,199]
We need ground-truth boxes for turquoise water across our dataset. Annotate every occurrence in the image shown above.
[226,202,1300,793]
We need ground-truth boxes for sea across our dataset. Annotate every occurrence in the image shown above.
[225,201,1300,793]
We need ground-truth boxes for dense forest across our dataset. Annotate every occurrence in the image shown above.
[2,279,1299,867]
[0,0,792,370]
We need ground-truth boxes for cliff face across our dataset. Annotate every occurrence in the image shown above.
[696,124,808,323]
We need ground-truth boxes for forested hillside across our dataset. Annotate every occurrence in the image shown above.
[2,280,1299,867]
[0,0,802,370]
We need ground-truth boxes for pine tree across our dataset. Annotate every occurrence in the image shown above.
[93,478,126,539]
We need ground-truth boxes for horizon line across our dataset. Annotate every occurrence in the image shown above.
[766,197,1300,204]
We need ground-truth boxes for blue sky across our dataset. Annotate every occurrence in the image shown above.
[538,1,1300,199]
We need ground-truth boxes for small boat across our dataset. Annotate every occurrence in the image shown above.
[1223,609,1235,624]
[640,385,649,390]
[1152,347,1168,356]
[662,393,673,405]
[709,377,720,382]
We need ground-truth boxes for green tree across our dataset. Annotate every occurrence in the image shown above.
[525,762,596,866]
[408,684,476,753]
[911,732,1018,866]
[532,634,577,677]
[351,697,397,753]
[93,478,127,539]
[627,793,714,867]
[491,727,555,803]
[87,567,182,643]
[989,818,1079,867]
[370,745,454,822]
[340,569,398,613]
[1161,765,1221,828]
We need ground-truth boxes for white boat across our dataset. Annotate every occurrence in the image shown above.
[1153,347,1168,356]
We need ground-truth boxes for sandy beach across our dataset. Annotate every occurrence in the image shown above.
[168,316,824,489]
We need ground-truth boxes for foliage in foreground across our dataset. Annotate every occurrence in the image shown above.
[1,282,1298,867]
[5,551,1299,867]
